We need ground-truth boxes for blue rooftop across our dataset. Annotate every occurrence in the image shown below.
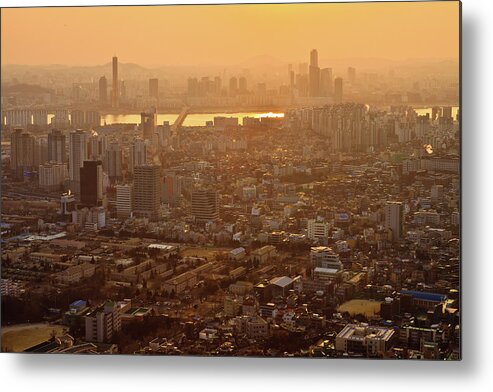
[401,290,447,302]
[70,300,87,308]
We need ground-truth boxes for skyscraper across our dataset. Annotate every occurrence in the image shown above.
[80,160,103,207]
[320,68,333,97]
[141,109,157,141]
[87,132,107,161]
[149,78,159,100]
[334,77,343,103]
[48,129,66,164]
[229,77,238,96]
[384,201,404,242]
[99,76,108,104]
[111,56,119,108]
[239,77,247,94]
[10,128,36,178]
[309,49,320,97]
[348,67,356,84]
[133,165,161,218]
[129,138,147,174]
[191,188,219,223]
[104,142,123,182]
[68,130,88,188]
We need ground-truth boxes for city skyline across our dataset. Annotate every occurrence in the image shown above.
[1,1,461,360]
[1,2,459,67]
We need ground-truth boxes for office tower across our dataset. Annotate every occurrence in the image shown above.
[68,130,88,186]
[239,77,247,94]
[104,142,123,182]
[133,165,160,218]
[10,128,36,178]
[38,162,68,191]
[334,77,343,103]
[116,184,133,219]
[99,76,108,104]
[348,67,356,84]
[289,70,295,88]
[320,68,333,96]
[129,138,147,174]
[48,129,66,163]
[111,56,119,108]
[191,188,219,222]
[385,201,404,242]
[149,78,159,99]
[141,109,157,141]
[71,110,85,128]
[80,160,103,207]
[229,77,238,95]
[309,49,320,97]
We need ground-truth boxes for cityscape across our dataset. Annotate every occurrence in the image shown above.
[1,2,460,359]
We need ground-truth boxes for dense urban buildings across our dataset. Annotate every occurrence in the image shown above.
[1,2,460,360]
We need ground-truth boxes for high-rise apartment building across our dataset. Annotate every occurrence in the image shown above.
[47,129,66,164]
[239,77,247,94]
[149,78,159,100]
[99,76,108,104]
[385,201,404,242]
[38,162,68,191]
[141,109,157,141]
[116,184,133,219]
[10,128,36,178]
[334,77,343,103]
[191,188,219,222]
[347,67,356,84]
[104,142,122,182]
[71,110,85,128]
[229,77,238,96]
[129,138,147,174]
[68,130,88,187]
[320,68,333,96]
[133,165,160,218]
[85,300,127,343]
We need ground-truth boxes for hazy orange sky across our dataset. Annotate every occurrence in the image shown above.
[1,2,459,67]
